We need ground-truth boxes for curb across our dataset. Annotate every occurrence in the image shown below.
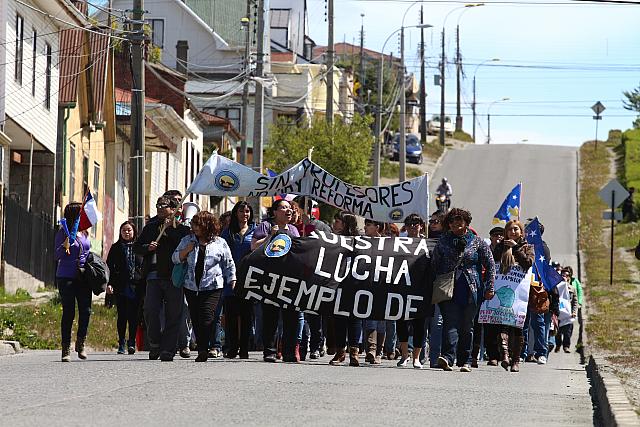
[0,340,22,356]
[586,355,640,426]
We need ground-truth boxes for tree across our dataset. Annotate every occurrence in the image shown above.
[265,115,374,221]
[623,84,640,129]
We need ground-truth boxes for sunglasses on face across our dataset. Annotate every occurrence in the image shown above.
[405,221,420,226]
[428,219,440,224]
[156,203,170,209]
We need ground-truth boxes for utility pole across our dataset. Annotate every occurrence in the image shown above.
[359,14,365,113]
[373,59,382,186]
[399,26,406,182]
[130,0,145,233]
[325,0,334,126]
[251,0,265,215]
[239,0,251,166]
[487,113,491,144]
[439,29,445,146]
[455,25,462,132]
[419,6,426,145]
[472,76,476,142]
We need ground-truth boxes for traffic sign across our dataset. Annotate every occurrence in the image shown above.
[602,211,623,221]
[598,179,629,209]
[592,101,606,115]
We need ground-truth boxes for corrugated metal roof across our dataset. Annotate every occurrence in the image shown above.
[58,28,84,104]
[88,29,110,124]
[184,0,245,47]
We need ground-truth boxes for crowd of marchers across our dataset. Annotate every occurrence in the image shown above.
[54,190,582,372]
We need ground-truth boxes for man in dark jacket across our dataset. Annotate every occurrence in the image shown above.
[134,195,190,361]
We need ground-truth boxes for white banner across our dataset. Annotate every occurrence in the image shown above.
[557,281,575,327]
[478,265,532,329]
[187,153,429,222]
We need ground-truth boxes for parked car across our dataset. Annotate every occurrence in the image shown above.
[391,134,423,164]
[427,115,454,136]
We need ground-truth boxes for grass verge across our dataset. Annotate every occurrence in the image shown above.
[0,288,32,304]
[579,140,640,362]
[380,159,423,179]
[0,298,119,351]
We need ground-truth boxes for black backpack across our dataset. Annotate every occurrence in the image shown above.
[81,252,110,296]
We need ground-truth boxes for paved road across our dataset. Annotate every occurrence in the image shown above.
[0,350,593,426]
[430,144,579,268]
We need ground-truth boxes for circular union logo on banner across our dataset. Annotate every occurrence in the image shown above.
[265,234,292,258]
[214,170,240,192]
[388,208,404,222]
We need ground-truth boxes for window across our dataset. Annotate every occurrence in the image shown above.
[0,146,4,184]
[31,30,36,96]
[45,44,52,110]
[145,19,164,48]
[117,157,125,211]
[93,163,100,202]
[82,155,89,197]
[69,143,76,201]
[214,108,241,132]
[15,14,24,84]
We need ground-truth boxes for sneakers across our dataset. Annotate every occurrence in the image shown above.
[117,341,126,355]
[309,350,320,360]
[460,364,472,372]
[75,339,87,360]
[397,357,408,367]
[61,345,71,362]
[437,356,453,371]
[179,347,191,358]
[263,354,277,363]
[413,359,423,369]
[537,356,547,365]
[563,346,570,353]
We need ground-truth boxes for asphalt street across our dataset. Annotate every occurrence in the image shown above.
[0,349,593,426]
[430,144,579,268]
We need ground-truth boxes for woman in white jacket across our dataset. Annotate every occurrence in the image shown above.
[173,211,236,362]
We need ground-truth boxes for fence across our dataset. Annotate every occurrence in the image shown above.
[2,195,56,284]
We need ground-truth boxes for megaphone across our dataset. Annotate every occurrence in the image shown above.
[182,202,200,225]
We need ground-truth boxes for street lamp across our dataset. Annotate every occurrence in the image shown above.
[439,3,484,146]
[472,58,499,143]
[487,97,509,144]
[374,22,432,185]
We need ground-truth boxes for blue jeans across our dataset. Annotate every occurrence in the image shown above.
[301,314,324,355]
[521,310,548,358]
[439,299,477,367]
[429,305,443,366]
[364,320,386,333]
[57,277,92,346]
[384,321,397,354]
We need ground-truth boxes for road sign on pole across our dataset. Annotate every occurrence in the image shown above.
[598,178,628,287]
[602,211,623,221]
[591,101,606,115]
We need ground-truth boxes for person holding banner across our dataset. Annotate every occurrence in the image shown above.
[433,208,496,372]
[483,226,505,366]
[329,212,363,367]
[251,199,302,363]
[221,201,256,359]
[362,220,388,365]
[556,268,578,353]
[493,220,535,372]
[55,202,92,362]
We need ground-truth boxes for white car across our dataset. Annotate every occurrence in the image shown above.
[427,115,454,136]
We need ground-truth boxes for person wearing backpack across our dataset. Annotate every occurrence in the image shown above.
[134,195,190,362]
[54,202,92,362]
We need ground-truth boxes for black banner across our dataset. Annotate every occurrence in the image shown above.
[236,231,433,320]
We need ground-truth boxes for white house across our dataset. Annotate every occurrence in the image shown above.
[0,0,87,292]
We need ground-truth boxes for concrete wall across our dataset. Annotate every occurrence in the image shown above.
[2,261,43,294]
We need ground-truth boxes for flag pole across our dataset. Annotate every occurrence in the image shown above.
[518,181,523,221]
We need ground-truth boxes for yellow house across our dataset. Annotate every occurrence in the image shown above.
[55,23,113,256]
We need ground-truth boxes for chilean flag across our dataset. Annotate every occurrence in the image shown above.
[78,190,102,231]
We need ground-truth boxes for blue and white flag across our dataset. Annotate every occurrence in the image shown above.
[493,183,522,225]
[525,217,563,291]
